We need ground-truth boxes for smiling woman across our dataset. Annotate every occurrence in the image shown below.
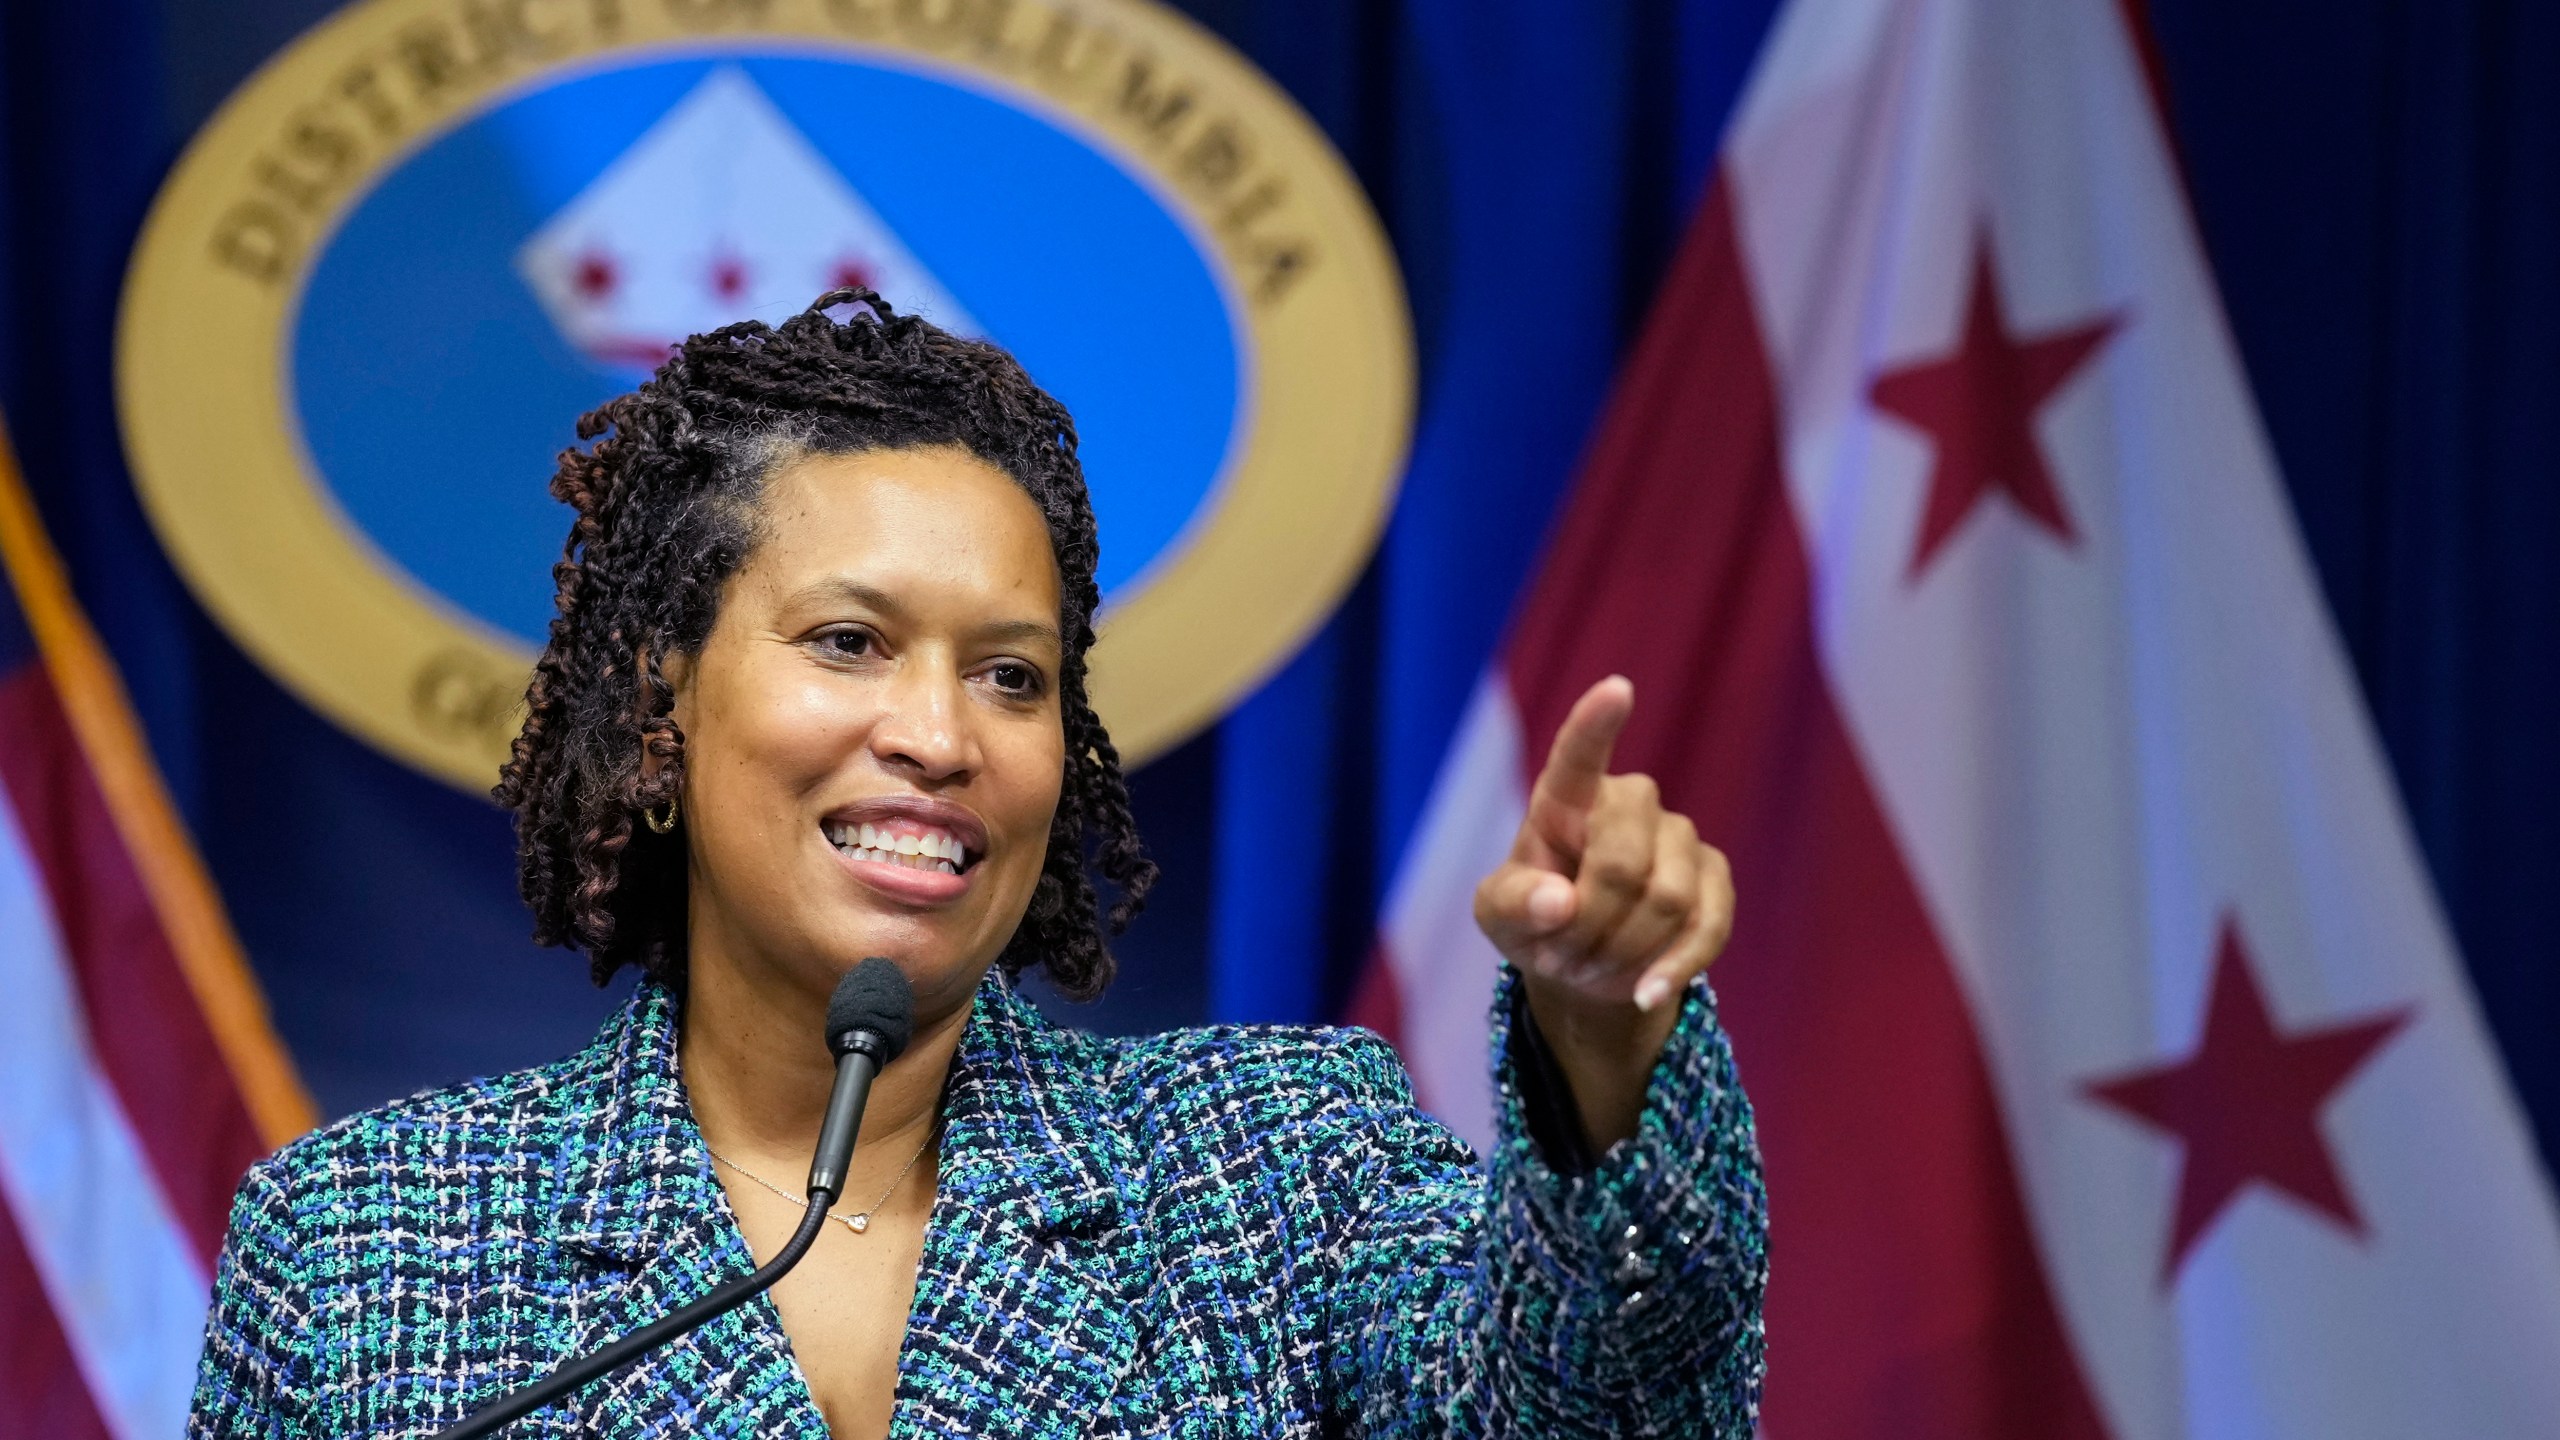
[656,451,1084,1010]
[495,303,1151,1010]
[184,293,1768,1440]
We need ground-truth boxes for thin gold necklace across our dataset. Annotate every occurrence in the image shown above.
[705,1122,938,1236]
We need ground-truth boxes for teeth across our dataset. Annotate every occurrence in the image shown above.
[828,821,969,871]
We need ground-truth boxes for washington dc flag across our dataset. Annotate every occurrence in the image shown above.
[1364,0,2560,1434]
[0,422,310,1437]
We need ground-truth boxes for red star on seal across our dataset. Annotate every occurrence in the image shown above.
[1869,234,2121,579]
[709,253,750,302]
[571,249,617,301]
[829,257,878,293]
[2083,918,2411,1285]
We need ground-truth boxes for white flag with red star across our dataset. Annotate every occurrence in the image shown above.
[1360,0,2560,1433]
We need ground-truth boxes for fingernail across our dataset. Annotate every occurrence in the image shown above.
[1527,877,1573,928]
[1633,976,1672,1012]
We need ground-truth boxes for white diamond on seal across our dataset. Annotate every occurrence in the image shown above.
[516,65,982,374]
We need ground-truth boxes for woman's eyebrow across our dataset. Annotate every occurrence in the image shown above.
[787,576,904,617]
[787,576,1059,650]
[976,617,1063,651]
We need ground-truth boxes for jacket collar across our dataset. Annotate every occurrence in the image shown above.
[549,981,707,1261]
[900,972,1149,1429]
[542,969,1149,1431]
[933,970,1130,1237]
[540,984,813,1434]
[548,967,1130,1258]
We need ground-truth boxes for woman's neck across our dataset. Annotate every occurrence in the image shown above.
[678,951,974,1180]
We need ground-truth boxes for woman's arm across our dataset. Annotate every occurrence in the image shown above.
[1320,969,1766,1436]
[1472,676,1738,1152]
[1317,673,1762,1432]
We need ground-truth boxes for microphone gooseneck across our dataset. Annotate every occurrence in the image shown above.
[810,957,916,1197]
[434,959,916,1439]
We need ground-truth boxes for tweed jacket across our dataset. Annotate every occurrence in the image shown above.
[189,966,1765,1437]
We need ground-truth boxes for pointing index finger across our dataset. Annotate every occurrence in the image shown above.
[1534,675,1635,817]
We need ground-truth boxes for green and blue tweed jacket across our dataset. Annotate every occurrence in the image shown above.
[189,966,1765,1437]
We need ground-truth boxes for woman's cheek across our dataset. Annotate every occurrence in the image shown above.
[994,735,1065,912]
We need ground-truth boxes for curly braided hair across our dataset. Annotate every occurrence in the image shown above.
[495,288,1155,999]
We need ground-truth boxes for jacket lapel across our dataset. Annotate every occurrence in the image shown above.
[545,985,828,1438]
[536,976,1148,1438]
[894,973,1151,1437]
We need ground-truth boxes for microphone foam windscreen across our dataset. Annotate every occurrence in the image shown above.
[827,957,916,1062]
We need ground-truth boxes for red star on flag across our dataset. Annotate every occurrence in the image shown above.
[2084,918,2412,1285]
[1869,234,2122,578]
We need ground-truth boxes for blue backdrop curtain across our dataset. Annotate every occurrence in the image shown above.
[1,0,2552,1178]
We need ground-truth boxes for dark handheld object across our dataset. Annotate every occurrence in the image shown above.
[434,959,915,1439]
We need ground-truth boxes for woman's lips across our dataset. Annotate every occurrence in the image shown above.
[819,797,987,907]
[821,796,988,857]
[830,840,975,905]
[825,818,971,869]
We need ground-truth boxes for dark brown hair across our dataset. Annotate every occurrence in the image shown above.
[494,288,1155,998]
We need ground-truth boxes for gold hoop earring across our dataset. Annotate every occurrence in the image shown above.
[643,797,679,835]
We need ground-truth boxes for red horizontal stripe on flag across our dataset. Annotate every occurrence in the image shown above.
[0,661,261,1265]
[1500,180,2110,1439]
[0,1195,114,1440]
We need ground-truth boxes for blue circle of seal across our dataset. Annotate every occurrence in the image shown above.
[292,53,1242,648]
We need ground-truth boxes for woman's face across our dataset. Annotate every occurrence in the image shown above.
[667,444,1066,1020]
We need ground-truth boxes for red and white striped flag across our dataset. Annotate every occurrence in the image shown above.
[1364,0,2560,1433]
[0,423,310,1437]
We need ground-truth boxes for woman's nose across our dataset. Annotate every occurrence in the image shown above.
[868,663,977,781]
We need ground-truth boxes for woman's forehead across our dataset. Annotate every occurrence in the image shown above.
[745,446,1060,612]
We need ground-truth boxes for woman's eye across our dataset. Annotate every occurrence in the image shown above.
[822,629,875,658]
[989,662,1039,695]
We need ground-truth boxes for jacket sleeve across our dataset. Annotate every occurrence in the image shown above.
[1322,967,1767,1437]
[189,1159,313,1440]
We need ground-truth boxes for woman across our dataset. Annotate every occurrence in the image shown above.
[188,292,1765,1437]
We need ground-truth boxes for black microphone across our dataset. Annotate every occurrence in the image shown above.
[436,959,915,1439]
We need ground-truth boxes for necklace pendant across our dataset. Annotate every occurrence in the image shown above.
[848,1212,870,1234]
